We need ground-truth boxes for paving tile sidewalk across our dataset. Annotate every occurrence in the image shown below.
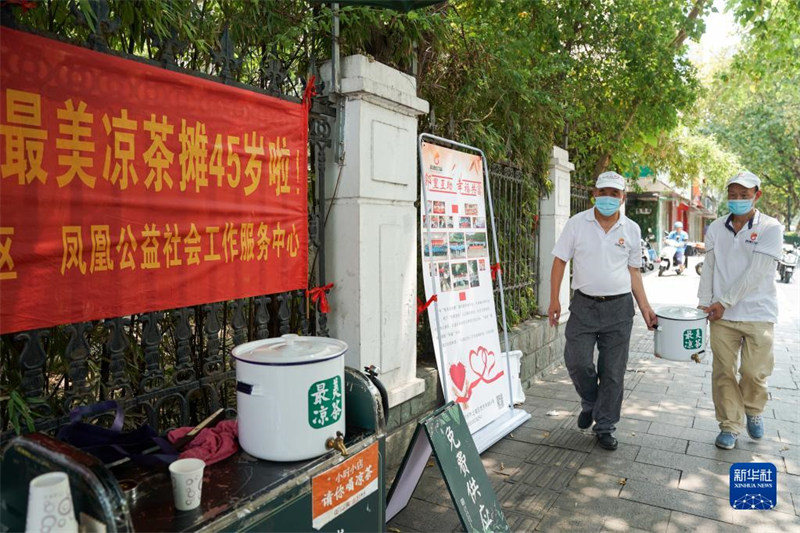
[388,298,800,532]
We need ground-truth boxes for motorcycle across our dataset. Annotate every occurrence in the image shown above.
[778,244,797,283]
[689,242,705,275]
[640,238,655,272]
[658,234,686,276]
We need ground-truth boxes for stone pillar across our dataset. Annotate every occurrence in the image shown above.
[537,146,573,318]
[322,55,429,407]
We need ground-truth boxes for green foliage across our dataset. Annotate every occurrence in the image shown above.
[640,126,742,190]
[700,0,800,227]
[17,1,340,94]
[414,0,707,185]
[633,1,799,227]
[553,0,707,179]
[0,324,107,436]
[3,391,37,435]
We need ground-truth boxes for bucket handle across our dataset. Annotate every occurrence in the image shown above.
[236,381,263,396]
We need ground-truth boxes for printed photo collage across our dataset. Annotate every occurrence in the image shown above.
[423,200,489,293]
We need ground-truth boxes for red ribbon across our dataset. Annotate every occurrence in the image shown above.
[416,294,438,323]
[307,282,333,313]
[491,263,502,281]
[302,75,317,109]
[2,0,37,12]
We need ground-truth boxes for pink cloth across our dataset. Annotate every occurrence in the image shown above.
[167,420,239,466]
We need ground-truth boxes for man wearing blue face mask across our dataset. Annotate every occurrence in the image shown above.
[697,171,783,450]
[548,171,658,450]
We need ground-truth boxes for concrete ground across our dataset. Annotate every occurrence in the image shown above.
[388,256,800,532]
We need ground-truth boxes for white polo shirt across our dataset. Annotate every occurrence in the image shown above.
[552,208,641,296]
[705,210,782,323]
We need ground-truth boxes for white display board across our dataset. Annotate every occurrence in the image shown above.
[419,139,511,433]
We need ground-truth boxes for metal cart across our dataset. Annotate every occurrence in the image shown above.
[1,368,386,532]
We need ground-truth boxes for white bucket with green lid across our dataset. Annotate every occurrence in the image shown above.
[654,306,708,362]
[232,334,347,461]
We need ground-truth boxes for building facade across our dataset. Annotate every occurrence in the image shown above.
[626,175,717,252]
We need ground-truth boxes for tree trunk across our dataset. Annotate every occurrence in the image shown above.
[787,196,793,232]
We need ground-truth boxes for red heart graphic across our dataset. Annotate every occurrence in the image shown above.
[450,362,467,391]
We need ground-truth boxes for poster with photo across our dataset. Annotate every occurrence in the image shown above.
[420,141,508,434]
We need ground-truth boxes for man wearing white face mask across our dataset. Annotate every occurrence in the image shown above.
[548,171,658,450]
[698,171,783,450]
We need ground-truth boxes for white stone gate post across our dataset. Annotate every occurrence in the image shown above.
[322,55,429,407]
[537,146,573,318]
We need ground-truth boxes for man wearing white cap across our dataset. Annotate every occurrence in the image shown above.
[667,221,689,273]
[548,171,658,450]
[698,171,783,450]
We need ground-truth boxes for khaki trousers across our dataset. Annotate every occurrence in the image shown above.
[710,319,774,434]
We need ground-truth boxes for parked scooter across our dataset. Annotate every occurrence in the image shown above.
[658,232,686,276]
[640,238,655,273]
[691,241,706,275]
[778,243,797,283]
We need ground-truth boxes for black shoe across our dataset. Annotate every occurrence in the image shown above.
[596,433,618,450]
[577,410,593,429]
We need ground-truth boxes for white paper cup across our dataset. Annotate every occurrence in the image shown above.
[25,472,78,533]
[168,458,205,511]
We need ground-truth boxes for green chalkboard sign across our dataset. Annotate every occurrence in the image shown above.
[386,402,509,533]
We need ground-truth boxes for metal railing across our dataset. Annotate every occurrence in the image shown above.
[488,162,541,327]
[570,183,592,215]
[0,4,335,444]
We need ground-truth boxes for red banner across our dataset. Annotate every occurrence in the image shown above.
[0,29,309,334]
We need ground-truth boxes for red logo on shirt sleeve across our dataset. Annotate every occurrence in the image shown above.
[750,232,758,241]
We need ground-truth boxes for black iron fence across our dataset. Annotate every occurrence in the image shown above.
[0,4,335,445]
[570,182,592,215]
[488,162,541,327]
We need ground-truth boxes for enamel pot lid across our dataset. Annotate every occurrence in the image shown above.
[655,305,708,321]
[232,334,347,366]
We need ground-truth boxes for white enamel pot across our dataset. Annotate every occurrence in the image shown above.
[653,306,708,362]
[232,334,347,461]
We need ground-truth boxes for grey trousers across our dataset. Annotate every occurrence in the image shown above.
[564,291,635,435]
